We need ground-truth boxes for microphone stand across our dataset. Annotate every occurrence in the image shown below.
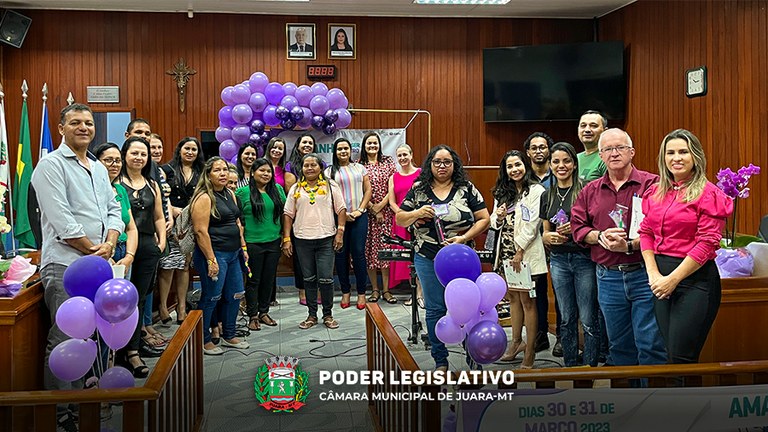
[384,235,429,350]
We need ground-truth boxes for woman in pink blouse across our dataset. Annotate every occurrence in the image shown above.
[638,129,733,367]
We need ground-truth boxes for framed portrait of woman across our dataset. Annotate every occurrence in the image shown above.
[287,23,316,60]
[328,24,356,60]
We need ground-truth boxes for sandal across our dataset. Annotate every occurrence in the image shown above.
[404,296,413,306]
[122,353,149,378]
[322,316,339,329]
[368,290,381,302]
[382,291,398,304]
[141,331,167,348]
[417,297,425,309]
[259,313,277,327]
[248,317,261,331]
[298,316,318,329]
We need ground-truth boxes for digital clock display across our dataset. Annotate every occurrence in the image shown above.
[307,65,337,81]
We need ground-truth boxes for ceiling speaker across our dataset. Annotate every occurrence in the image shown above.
[0,10,31,49]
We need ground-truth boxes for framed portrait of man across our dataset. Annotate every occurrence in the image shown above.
[328,24,356,60]
[287,23,316,60]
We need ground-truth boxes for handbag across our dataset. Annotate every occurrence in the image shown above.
[174,205,195,256]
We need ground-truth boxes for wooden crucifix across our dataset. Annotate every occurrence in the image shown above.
[166,58,196,113]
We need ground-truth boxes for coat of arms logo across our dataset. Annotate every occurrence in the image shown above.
[254,355,310,412]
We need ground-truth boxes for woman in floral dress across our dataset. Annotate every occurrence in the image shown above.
[360,132,398,303]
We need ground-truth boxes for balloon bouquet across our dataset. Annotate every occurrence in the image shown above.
[215,71,352,163]
[433,244,508,365]
[50,255,139,388]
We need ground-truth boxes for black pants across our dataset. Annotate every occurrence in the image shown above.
[534,273,550,335]
[291,231,304,290]
[124,233,162,351]
[654,255,721,364]
[294,236,335,319]
[245,239,281,317]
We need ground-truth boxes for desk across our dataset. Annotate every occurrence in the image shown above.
[0,280,46,392]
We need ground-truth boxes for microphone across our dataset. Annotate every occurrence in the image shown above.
[383,234,413,250]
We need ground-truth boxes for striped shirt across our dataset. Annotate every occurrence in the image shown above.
[324,163,367,212]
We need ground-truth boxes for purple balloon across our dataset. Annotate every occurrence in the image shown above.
[248,92,268,113]
[476,272,508,313]
[49,338,98,382]
[231,125,251,145]
[220,86,235,106]
[250,119,266,134]
[435,315,465,345]
[323,109,339,124]
[295,85,313,106]
[219,139,238,160]
[232,104,253,125]
[231,84,251,105]
[327,88,347,110]
[323,123,337,135]
[56,296,96,339]
[264,82,286,106]
[263,105,280,127]
[466,321,508,365]
[309,95,330,115]
[94,279,139,324]
[218,106,236,128]
[249,133,262,145]
[275,105,290,121]
[230,155,239,165]
[444,278,481,325]
[248,72,269,93]
[99,366,135,389]
[62,256,114,301]
[335,109,352,129]
[215,126,232,143]
[434,243,482,286]
[281,95,299,111]
[297,108,313,129]
[283,82,297,96]
[311,82,329,96]
[290,106,305,121]
[96,307,138,350]
[479,307,499,324]
[260,131,270,143]
[311,115,325,130]
[281,118,296,130]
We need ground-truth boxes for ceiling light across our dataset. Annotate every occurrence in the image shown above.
[414,0,511,4]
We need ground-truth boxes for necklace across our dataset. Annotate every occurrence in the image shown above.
[294,176,328,204]
[214,188,228,201]
[556,186,572,206]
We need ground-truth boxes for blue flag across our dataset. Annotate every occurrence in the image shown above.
[39,98,54,162]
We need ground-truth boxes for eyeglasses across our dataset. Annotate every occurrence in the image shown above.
[600,145,632,154]
[529,146,548,153]
[432,159,454,168]
[101,158,122,166]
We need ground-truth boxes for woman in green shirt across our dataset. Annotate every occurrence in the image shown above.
[236,158,286,331]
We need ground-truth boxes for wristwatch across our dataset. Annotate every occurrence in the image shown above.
[625,241,634,255]
[358,208,367,213]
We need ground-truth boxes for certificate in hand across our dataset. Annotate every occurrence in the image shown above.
[502,260,535,297]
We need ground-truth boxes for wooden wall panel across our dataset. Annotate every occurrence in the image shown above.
[1,11,591,180]
[600,0,768,234]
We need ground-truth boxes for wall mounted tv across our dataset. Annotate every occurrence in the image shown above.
[483,41,626,122]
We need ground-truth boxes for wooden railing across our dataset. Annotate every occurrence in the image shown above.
[365,303,441,432]
[507,360,768,389]
[0,310,204,432]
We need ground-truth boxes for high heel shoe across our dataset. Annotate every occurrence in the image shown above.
[340,293,351,309]
[119,353,149,378]
[500,340,526,362]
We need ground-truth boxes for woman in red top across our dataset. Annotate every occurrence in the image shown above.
[638,129,733,367]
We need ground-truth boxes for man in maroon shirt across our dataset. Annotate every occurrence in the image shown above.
[571,128,666,369]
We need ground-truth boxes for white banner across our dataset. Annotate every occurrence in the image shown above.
[457,385,768,432]
[277,128,406,166]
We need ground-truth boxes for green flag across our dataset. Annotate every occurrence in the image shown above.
[13,99,34,249]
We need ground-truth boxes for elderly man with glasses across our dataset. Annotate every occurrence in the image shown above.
[570,128,666,373]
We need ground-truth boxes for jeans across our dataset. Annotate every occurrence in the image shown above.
[193,248,245,344]
[245,239,282,317]
[414,254,449,369]
[550,251,599,366]
[294,236,335,319]
[596,264,666,366]
[654,255,721,364]
[336,213,368,295]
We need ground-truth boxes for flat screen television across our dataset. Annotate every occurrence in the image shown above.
[483,41,626,122]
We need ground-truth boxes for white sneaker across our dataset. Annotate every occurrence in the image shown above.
[203,346,224,356]
[221,339,249,349]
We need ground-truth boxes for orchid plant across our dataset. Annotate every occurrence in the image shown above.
[716,164,761,248]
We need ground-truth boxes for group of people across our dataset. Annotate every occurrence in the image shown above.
[36,103,732,430]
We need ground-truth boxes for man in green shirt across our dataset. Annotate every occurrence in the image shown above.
[576,110,607,182]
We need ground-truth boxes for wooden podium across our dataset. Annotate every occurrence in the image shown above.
[0,280,46,392]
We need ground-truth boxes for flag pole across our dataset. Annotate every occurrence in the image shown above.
[40,83,47,161]
[0,82,11,255]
